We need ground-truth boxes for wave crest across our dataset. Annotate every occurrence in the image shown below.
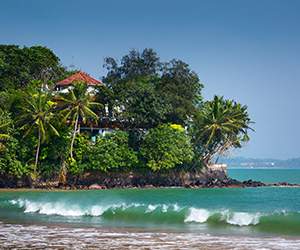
[8,199,298,230]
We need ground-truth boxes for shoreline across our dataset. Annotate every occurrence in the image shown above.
[1,167,299,190]
[0,181,299,191]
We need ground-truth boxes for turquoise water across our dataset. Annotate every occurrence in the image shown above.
[227,169,300,184]
[1,170,300,248]
[1,187,299,236]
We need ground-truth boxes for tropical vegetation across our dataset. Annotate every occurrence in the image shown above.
[0,45,255,181]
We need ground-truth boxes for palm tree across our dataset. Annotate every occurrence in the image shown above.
[0,108,10,149]
[192,95,254,168]
[57,80,103,160]
[18,89,59,176]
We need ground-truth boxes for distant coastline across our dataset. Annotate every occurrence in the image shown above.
[222,156,300,169]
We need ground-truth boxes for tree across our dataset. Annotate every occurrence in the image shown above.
[38,128,71,176]
[0,109,28,177]
[0,45,67,91]
[191,95,254,167]
[103,48,161,84]
[140,124,194,171]
[101,48,204,128]
[58,80,103,161]
[157,59,204,126]
[96,80,171,132]
[100,48,164,128]
[81,131,138,173]
[18,89,60,176]
[122,81,171,129]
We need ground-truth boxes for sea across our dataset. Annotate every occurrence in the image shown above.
[0,169,299,249]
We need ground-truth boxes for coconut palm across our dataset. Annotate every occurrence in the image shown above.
[57,80,103,160]
[192,95,254,167]
[18,89,59,175]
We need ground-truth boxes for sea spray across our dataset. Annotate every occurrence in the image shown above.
[221,211,261,226]
[184,208,211,223]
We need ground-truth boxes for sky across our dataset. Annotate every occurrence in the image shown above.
[1,0,299,159]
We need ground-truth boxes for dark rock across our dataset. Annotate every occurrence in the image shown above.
[216,181,223,187]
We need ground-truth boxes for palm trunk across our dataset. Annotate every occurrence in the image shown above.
[34,125,41,176]
[191,142,210,170]
[215,139,232,164]
[204,143,220,165]
[215,143,228,164]
[70,112,79,160]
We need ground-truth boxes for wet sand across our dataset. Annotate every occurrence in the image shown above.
[1,222,300,249]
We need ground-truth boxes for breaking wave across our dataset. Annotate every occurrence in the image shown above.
[6,198,300,233]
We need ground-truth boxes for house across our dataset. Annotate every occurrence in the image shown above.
[55,70,104,93]
[54,71,122,137]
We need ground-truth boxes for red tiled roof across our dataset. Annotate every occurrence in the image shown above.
[56,71,104,86]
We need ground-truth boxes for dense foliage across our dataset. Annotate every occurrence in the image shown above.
[141,124,194,171]
[0,45,67,91]
[75,132,138,173]
[98,48,204,127]
[0,45,255,180]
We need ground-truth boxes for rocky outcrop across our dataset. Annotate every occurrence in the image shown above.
[75,165,228,189]
[0,174,32,188]
[0,164,299,189]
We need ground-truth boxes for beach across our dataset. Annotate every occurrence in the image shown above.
[0,169,299,249]
[1,223,300,249]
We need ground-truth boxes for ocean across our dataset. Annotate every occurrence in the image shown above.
[0,169,300,249]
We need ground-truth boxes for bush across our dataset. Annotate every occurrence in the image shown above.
[80,131,138,173]
[140,124,194,171]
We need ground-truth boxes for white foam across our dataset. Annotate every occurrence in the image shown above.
[90,205,110,216]
[173,204,183,212]
[225,212,260,226]
[162,205,169,213]
[24,200,40,213]
[184,208,211,223]
[9,200,17,205]
[145,205,158,213]
[40,203,85,216]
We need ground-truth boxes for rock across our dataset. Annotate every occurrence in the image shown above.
[89,183,102,189]
[216,181,223,187]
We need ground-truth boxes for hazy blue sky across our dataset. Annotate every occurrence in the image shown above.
[1,0,299,159]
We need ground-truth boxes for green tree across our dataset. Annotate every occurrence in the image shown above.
[192,95,254,167]
[157,59,204,126]
[101,48,203,129]
[96,80,171,132]
[58,80,103,160]
[140,124,194,171]
[103,48,161,84]
[0,109,27,177]
[18,89,60,175]
[0,45,67,91]
[38,128,71,176]
[81,131,138,173]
